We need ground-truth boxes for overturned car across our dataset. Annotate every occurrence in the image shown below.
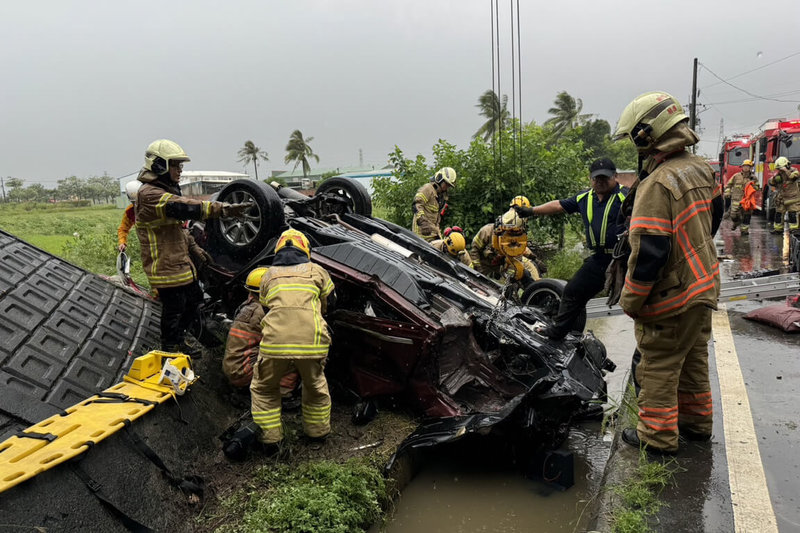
[191,178,615,457]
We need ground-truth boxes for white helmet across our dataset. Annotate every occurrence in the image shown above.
[434,167,457,188]
[144,139,191,175]
[125,180,142,202]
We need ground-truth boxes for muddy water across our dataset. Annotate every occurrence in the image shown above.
[380,315,634,533]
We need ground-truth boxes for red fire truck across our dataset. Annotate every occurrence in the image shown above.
[751,118,800,220]
[718,134,752,188]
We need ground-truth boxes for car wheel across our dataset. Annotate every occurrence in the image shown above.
[520,278,587,333]
[206,179,285,260]
[315,177,372,216]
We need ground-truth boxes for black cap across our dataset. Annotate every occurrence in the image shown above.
[589,158,616,179]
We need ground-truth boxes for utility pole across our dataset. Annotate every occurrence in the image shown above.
[359,148,363,167]
[690,57,698,154]
[0,176,5,203]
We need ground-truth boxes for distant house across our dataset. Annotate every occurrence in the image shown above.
[329,168,394,195]
[273,165,393,191]
[179,171,251,199]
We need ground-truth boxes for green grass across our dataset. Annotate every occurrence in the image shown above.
[0,203,150,288]
[610,450,676,533]
[214,458,388,533]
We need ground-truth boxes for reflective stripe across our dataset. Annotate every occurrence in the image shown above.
[585,189,621,248]
[639,263,719,317]
[148,269,195,286]
[228,328,260,342]
[624,277,652,296]
[253,408,282,430]
[259,343,329,356]
[639,406,679,431]
[302,404,331,423]
[202,201,211,219]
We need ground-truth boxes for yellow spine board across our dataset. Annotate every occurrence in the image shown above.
[0,351,196,494]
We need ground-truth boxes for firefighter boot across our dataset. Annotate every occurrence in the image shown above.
[740,225,749,235]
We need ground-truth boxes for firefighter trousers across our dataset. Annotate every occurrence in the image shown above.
[634,304,713,452]
[158,281,203,348]
[251,356,331,444]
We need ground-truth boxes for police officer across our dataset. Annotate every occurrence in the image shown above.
[412,167,457,241]
[513,158,626,340]
[770,156,800,232]
[250,229,335,452]
[613,91,722,454]
[724,159,759,233]
[135,139,251,355]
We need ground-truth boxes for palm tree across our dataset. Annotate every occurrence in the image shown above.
[473,89,509,142]
[284,130,319,179]
[237,140,269,180]
[544,91,593,139]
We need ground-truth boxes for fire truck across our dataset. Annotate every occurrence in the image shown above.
[751,118,800,221]
[718,134,752,188]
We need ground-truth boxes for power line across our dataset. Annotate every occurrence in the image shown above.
[699,62,800,104]
[700,50,800,90]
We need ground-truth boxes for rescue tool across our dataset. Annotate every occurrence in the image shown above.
[0,351,197,494]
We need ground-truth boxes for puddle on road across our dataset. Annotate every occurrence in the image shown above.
[717,216,788,278]
[379,424,611,533]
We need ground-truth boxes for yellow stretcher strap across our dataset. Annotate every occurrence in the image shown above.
[0,350,198,495]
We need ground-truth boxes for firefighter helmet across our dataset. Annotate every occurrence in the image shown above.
[443,232,466,256]
[613,92,688,150]
[509,195,531,208]
[245,267,269,292]
[434,167,457,188]
[125,180,142,202]
[742,159,754,167]
[144,139,191,175]
[775,156,790,170]
[275,229,311,258]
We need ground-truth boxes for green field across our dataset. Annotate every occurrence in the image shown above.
[0,203,149,288]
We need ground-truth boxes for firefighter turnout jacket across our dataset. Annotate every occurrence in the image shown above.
[620,152,721,321]
[223,299,264,387]
[134,170,225,288]
[770,169,800,212]
[724,172,757,204]
[258,262,335,358]
[412,182,447,241]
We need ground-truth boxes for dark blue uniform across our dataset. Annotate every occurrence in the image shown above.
[548,184,627,338]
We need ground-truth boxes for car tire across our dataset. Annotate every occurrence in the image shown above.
[520,278,587,334]
[206,179,285,261]
[315,177,372,216]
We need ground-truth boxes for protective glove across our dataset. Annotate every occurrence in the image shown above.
[512,205,535,218]
[604,232,630,307]
[222,202,254,218]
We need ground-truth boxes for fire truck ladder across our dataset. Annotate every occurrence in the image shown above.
[586,272,799,318]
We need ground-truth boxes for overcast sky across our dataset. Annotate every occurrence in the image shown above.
[3,0,800,187]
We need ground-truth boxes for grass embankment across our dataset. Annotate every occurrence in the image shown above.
[0,202,150,288]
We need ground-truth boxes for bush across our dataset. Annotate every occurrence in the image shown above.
[222,459,387,533]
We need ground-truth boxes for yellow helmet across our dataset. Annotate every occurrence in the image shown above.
[245,267,269,292]
[510,195,531,208]
[443,232,466,256]
[144,139,191,175]
[775,156,790,170]
[742,159,754,167]
[434,167,457,188]
[613,91,688,150]
[275,229,311,258]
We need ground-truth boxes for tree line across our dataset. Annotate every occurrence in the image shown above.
[373,89,638,246]
[1,175,120,204]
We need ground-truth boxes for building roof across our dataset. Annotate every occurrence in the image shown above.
[180,171,251,183]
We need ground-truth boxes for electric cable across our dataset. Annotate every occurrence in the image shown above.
[700,50,800,90]
[699,62,800,104]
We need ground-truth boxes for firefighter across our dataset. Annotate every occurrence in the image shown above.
[251,229,336,452]
[724,159,759,233]
[430,228,472,266]
[470,208,539,281]
[223,267,299,397]
[135,139,251,355]
[770,156,800,232]
[513,158,627,340]
[613,91,722,454]
[412,167,457,241]
[117,180,141,252]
